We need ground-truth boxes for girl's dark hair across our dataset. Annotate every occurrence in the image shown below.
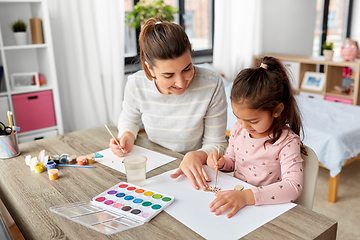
[139,17,192,80]
[230,56,307,155]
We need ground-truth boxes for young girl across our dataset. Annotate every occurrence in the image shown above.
[207,56,306,218]
[110,17,227,190]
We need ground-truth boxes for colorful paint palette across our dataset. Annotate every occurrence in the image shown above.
[50,182,174,235]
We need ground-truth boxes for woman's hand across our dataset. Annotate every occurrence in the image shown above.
[206,151,225,170]
[170,150,210,190]
[209,189,255,218]
[109,132,135,157]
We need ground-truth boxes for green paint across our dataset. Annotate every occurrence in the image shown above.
[152,194,162,199]
[151,204,162,210]
[142,201,152,207]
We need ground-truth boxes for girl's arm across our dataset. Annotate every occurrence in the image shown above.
[251,136,303,205]
[209,189,255,218]
[220,122,239,172]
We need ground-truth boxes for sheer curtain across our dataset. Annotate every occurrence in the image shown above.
[48,0,125,133]
[213,0,262,82]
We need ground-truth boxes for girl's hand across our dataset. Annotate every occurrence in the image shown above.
[209,189,255,218]
[109,132,135,157]
[170,150,210,190]
[206,151,225,170]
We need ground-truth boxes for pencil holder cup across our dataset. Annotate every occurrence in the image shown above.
[0,133,20,159]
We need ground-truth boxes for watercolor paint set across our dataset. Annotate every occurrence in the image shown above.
[50,182,175,235]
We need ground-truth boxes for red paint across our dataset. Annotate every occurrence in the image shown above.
[95,197,106,202]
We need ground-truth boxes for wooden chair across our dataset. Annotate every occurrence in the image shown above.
[295,146,319,210]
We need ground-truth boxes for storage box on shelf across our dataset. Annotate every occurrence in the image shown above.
[253,54,360,105]
[12,90,56,132]
[0,0,63,143]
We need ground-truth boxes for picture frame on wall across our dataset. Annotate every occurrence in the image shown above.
[301,71,326,91]
[10,72,39,91]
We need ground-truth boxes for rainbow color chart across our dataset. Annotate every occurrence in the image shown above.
[50,182,174,235]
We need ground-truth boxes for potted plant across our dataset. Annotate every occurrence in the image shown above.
[322,41,334,61]
[125,0,179,30]
[11,19,27,45]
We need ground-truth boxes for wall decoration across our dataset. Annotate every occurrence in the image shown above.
[301,71,326,91]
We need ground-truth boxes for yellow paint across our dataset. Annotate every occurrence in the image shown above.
[48,169,58,180]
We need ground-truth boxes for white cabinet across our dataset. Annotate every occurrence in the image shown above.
[0,0,63,143]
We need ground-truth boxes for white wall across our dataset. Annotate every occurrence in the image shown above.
[261,0,316,56]
[351,0,360,45]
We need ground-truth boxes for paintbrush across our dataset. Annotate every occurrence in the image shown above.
[214,144,220,189]
[104,124,126,155]
[56,164,95,168]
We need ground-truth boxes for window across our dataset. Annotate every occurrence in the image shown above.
[124,0,137,57]
[312,0,353,57]
[124,0,214,66]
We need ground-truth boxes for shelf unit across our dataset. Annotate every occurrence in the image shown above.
[254,54,360,105]
[0,0,63,143]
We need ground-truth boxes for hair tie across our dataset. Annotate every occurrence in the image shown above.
[260,63,268,69]
[155,21,161,25]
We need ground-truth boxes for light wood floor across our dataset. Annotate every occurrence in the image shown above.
[312,159,360,239]
[8,154,360,240]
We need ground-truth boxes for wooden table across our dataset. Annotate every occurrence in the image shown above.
[0,126,337,240]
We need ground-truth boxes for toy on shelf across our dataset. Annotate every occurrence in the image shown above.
[342,67,353,78]
[341,38,359,62]
[340,67,355,95]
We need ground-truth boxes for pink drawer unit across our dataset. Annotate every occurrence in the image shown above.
[12,90,56,132]
[324,95,353,105]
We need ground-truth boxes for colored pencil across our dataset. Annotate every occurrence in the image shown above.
[56,164,95,168]
[7,111,13,133]
[214,144,220,188]
[104,124,126,155]
[10,112,14,134]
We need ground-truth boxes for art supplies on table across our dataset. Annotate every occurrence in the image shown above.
[95,146,176,174]
[145,165,296,240]
[50,182,175,235]
[0,119,20,158]
[56,164,95,168]
[0,122,12,136]
[104,124,126,155]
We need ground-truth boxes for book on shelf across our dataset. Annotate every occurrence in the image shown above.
[30,18,44,44]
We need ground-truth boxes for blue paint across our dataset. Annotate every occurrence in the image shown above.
[47,161,56,171]
[133,198,143,204]
[124,196,134,201]
[116,193,125,198]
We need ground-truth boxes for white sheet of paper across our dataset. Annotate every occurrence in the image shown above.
[145,165,296,240]
[95,146,177,173]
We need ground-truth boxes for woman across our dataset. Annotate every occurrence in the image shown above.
[110,17,227,190]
